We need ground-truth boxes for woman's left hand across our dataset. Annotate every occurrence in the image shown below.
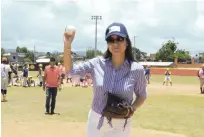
[128,106,136,117]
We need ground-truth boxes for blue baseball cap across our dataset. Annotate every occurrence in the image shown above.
[105,22,129,40]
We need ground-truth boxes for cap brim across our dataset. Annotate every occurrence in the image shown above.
[105,32,127,40]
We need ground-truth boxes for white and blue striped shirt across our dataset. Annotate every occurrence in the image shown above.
[70,56,147,128]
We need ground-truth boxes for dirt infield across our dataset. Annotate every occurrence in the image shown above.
[2,122,186,137]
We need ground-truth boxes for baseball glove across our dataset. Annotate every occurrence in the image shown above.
[102,93,134,119]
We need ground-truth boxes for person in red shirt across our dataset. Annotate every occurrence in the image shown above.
[43,57,61,115]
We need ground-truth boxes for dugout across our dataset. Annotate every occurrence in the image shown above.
[36,58,50,70]
[139,62,174,68]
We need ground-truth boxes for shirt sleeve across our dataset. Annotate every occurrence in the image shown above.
[69,57,99,76]
[199,70,204,77]
[134,68,147,99]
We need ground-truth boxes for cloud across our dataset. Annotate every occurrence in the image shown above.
[1,0,204,55]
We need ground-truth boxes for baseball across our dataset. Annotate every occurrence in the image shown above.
[65,25,76,33]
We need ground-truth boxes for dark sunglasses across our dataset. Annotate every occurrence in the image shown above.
[106,36,125,43]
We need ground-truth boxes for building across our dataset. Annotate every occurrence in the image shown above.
[3,52,25,63]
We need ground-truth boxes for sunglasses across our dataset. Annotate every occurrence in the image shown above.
[106,36,125,44]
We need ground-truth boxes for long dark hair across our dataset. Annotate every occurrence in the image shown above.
[103,36,136,63]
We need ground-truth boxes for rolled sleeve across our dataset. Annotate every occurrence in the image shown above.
[199,70,204,78]
[68,57,99,76]
[134,69,147,99]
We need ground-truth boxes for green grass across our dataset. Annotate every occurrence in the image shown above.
[2,73,204,137]
[150,75,199,84]
[133,94,204,137]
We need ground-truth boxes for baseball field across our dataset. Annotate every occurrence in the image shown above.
[1,72,204,137]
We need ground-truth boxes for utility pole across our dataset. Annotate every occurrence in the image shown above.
[34,45,35,63]
[133,36,138,60]
[91,15,102,57]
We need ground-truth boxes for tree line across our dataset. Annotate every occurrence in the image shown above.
[86,39,195,62]
[1,39,203,63]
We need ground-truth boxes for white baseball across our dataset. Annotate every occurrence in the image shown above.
[65,25,76,32]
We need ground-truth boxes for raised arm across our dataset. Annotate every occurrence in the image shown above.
[64,29,75,73]
[63,28,98,76]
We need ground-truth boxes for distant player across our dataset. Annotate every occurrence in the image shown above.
[37,64,43,87]
[8,64,13,86]
[22,64,29,87]
[145,65,151,84]
[66,72,72,83]
[198,64,204,94]
[1,57,10,102]
[59,62,66,84]
[163,68,172,86]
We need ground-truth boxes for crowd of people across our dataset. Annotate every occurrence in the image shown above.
[1,59,93,89]
[1,57,203,94]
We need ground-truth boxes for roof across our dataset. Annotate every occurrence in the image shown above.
[38,56,47,59]
[139,62,174,67]
[36,58,50,63]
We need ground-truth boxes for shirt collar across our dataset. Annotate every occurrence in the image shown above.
[104,57,130,69]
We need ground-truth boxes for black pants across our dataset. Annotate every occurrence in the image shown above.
[1,89,7,95]
[45,87,57,112]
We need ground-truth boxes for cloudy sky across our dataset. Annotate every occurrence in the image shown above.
[1,0,204,55]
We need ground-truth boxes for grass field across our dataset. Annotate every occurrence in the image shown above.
[1,73,204,137]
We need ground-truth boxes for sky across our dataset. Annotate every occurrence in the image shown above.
[1,0,204,56]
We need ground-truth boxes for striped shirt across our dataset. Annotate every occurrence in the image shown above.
[69,56,147,128]
[199,69,204,79]
[1,64,10,78]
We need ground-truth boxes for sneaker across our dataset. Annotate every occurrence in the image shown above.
[50,111,55,115]
[44,111,49,115]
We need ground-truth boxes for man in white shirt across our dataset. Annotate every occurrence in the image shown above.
[198,64,204,94]
[1,57,10,102]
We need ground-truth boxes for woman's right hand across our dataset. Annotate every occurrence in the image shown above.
[64,29,76,44]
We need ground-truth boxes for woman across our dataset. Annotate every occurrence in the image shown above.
[64,22,147,137]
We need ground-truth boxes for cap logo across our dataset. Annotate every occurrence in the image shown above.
[108,26,120,34]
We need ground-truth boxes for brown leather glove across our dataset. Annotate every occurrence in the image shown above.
[102,93,135,119]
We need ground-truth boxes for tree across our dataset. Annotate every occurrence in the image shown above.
[26,51,34,62]
[156,39,178,61]
[16,46,34,62]
[86,49,103,59]
[174,49,191,62]
[1,48,5,58]
[16,46,28,53]
[16,46,21,53]
[155,39,191,62]
[199,53,204,63]
[46,52,51,58]
[132,47,147,60]
[24,58,32,63]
